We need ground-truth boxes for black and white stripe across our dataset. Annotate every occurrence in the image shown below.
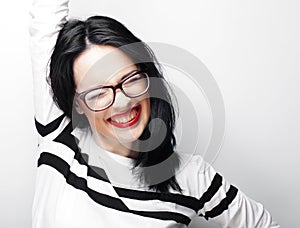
[36,117,238,225]
[200,185,238,220]
[38,152,191,225]
[35,114,66,137]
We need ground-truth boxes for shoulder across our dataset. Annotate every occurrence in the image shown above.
[174,153,218,198]
[177,153,213,176]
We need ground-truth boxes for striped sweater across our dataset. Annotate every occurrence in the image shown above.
[29,0,279,227]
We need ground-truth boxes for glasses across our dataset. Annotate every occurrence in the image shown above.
[75,70,150,112]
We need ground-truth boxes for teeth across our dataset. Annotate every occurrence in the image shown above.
[111,108,138,124]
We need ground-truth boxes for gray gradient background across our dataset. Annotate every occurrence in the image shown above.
[0,0,299,227]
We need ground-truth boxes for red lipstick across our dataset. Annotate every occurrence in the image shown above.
[107,105,141,128]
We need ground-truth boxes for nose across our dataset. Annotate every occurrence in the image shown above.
[112,89,132,112]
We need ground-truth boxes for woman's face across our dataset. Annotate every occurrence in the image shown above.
[73,45,150,154]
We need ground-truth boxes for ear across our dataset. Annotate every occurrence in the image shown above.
[75,100,84,115]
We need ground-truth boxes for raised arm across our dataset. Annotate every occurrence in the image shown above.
[29,0,69,142]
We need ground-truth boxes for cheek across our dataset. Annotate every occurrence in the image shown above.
[141,98,151,124]
[92,114,105,128]
[81,107,109,132]
[145,99,151,118]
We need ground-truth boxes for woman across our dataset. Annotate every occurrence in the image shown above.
[29,0,279,227]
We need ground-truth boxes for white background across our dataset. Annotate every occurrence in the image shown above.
[0,0,299,227]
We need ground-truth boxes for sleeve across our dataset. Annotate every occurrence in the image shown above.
[28,0,70,144]
[196,159,280,227]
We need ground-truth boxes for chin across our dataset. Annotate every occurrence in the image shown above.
[109,117,147,144]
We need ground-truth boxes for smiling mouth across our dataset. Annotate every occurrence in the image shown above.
[107,105,142,128]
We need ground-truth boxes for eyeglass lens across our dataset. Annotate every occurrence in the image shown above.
[85,72,149,111]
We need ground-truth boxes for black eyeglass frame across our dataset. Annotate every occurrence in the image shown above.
[75,70,150,112]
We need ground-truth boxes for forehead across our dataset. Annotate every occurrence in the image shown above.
[73,45,137,92]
